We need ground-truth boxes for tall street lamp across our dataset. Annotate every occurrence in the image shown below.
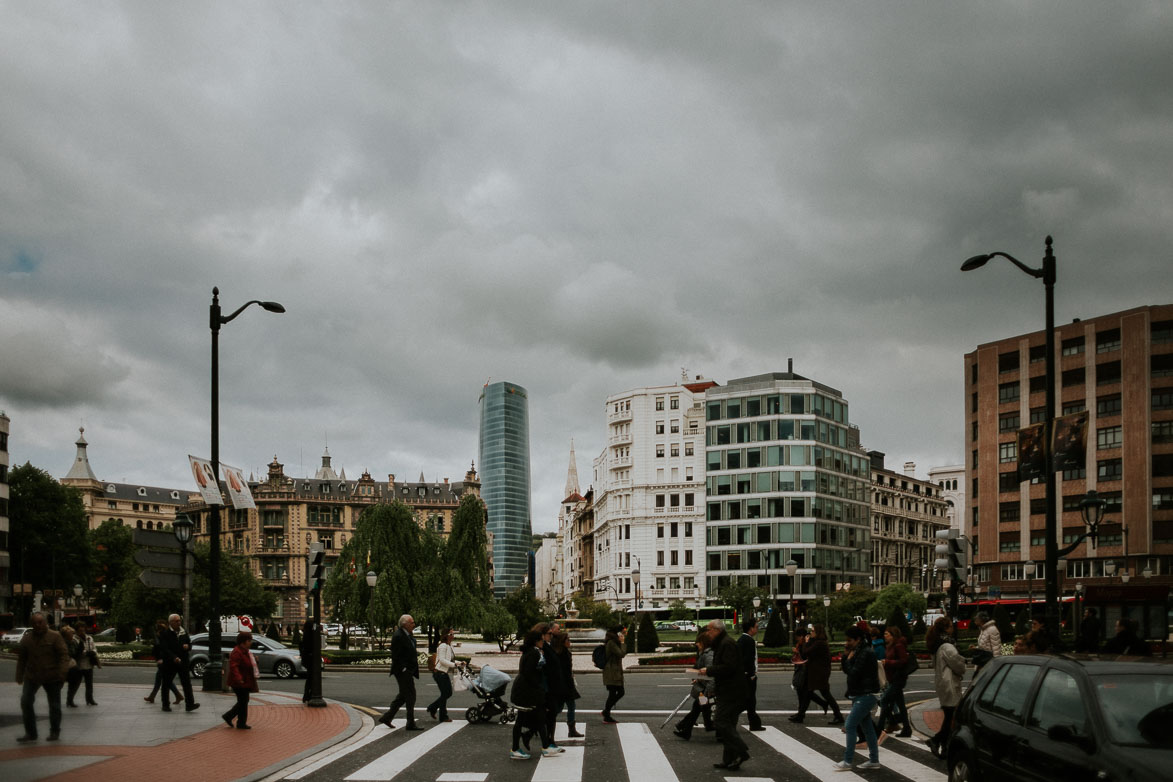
[366,571,378,650]
[207,287,285,691]
[173,515,194,632]
[962,237,1058,640]
[1023,560,1036,613]
[785,559,798,647]
[752,595,761,626]
[822,595,831,632]
[631,559,641,654]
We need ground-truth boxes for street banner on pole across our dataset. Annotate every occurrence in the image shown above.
[1016,423,1046,482]
[189,455,224,505]
[221,462,255,509]
[1052,411,1088,472]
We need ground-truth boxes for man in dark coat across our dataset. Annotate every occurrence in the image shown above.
[159,613,200,712]
[703,619,750,771]
[379,614,423,729]
[737,617,765,731]
[541,622,565,743]
[15,612,70,742]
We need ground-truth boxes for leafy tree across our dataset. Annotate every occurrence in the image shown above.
[716,581,770,623]
[887,606,912,640]
[445,495,493,601]
[668,599,691,621]
[9,463,92,590]
[762,608,785,648]
[480,602,518,651]
[571,592,622,629]
[637,612,659,652]
[501,584,546,640]
[866,583,927,632]
[88,519,134,611]
[825,585,876,634]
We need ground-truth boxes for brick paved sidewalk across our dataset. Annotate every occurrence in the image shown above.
[0,683,359,782]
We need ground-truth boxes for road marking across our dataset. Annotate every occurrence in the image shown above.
[616,721,680,781]
[744,725,864,781]
[732,778,775,782]
[891,735,933,753]
[532,746,585,782]
[806,727,942,781]
[553,723,586,742]
[437,775,487,782]
[345,721,467,780]
[285,723,398,779]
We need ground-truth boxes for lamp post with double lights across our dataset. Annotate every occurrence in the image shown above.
[785,559,798,647]
[962,237,1058,639]
[173,515,194,632]
[206,288,284,690]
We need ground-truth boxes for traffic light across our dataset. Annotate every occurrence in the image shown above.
[934,529,968,585]
[308,545,325,591]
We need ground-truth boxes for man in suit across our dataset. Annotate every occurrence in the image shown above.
[378,614,423,730]
[159,614,200,712]
[737,617,765,731]
[703,619,750,771]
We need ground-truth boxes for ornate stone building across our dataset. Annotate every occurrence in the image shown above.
[868,453,950,593]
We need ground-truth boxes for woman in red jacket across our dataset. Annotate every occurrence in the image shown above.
[222,632,259,729]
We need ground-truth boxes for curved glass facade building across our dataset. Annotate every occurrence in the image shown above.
[478,381,532,597]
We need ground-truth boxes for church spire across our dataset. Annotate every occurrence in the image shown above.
[564,439,580,499]
[65,427,99,481]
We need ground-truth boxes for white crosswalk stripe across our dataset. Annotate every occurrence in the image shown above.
[744,725,869,781]
[285,724,399,780]
[531,746,585,782]
[345,721,467,780]
[805,727,943,781]
[617,721,681,781]
[553,722,587,743]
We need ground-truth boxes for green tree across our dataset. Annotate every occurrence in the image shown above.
[501,585,546,641]
[9,463,92,591]
[571,592,622,629]
[668,599,691,621]
[866,583,927,631]
[715,581,769,623]
[636,612,659,653]
[88,519,134,612]
[825,585,877,635]
[762,608,785,648]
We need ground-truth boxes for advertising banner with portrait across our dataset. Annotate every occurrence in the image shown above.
[1016,423,1046,482]
[1052,411,1089,472]
[220,462,255,509]
[188,455,224,505]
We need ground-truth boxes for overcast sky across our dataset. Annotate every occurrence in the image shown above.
[3,2,1171,534]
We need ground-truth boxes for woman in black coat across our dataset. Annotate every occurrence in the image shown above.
[510,624,563,760]
[798,624,842,723]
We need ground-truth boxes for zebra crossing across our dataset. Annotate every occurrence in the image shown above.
[273,715,948,782]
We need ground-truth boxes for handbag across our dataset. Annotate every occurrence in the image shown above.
[876,658,888,689]
[792,665,808,692]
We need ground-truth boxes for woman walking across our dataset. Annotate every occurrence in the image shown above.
[875,625,912,737]
[62,626,82,707]
[427,627,457,721]
[601,625,626,723]
[792,624,841,723]
[551,631,582,737]
[673,631,714,739]
[74,624,100,705]
[222,631,259,729]
[832,626,881,772]
[509,625,561,759]
[926,617,966,758]
[145,619,181,705]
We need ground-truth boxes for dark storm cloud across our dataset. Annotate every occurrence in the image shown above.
[1,2,1171,529]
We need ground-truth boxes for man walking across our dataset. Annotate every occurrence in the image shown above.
[703,620,750,771]
[737,617,765,731]
[379,614,423,730]
[159,614,200,712]
[15,612,71,743]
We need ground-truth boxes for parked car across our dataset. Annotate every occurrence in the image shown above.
[187,633,308,679]
[93,627,118,640]
[947,653,1173,782]
[654,621,679,631]
[674,621,699,632]
[2,627,30,646]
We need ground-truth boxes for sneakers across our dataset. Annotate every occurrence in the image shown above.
[47,732,60,741]
[542,746,565,757]
[510,750,531,760]
[832,760,854,771]
[859,761,882,769]
[16,735,36,743]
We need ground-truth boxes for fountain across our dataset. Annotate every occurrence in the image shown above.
[561,607,604,646]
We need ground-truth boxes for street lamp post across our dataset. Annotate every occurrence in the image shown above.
[631,559,641,654]
[752,595,761,627]
[1023,560,1036,614]
[962,237,1058,640]
[822,595,831,631]
[173,515,194,632]
[1104,560,1116,580]
[366,571,378,650]
[207,288,285,691]
[785,559,798,647]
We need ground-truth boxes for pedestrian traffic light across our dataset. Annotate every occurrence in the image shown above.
[308,545,325,592]
[934,529,967,586]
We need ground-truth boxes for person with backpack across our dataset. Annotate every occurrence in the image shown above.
[601,625,626,723]
[875,625,914,737]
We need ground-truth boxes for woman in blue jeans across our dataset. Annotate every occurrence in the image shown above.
[427,627,457,721]
[833,625,881,772]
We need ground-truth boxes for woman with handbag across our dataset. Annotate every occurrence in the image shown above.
[926,617,966,758]
[794,624,841,724]
[74,623,100,706]
[875,625,913,737]
[427,627,457,722]
[222,631,259,729]
[552,631,582,737]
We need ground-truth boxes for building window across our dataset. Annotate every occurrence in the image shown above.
[999,502,1021,523]
[656,421,665,434]
[1097,459,1122,481]
[685,550,693,565]
[999,472,1019,493]
[685,443,694,456]
[670,420,680,433]
[1097,394,1122,416]
[1154,490,1173,511]
[999,442,1017,464]
[1155,389,1173,410]
[671,444,680,457]
[998,382,1020,404]
[999,413,1020,433]
[972,421,979,441]
[1062,368,1085,387]
[999,539,1022,553]
[972,392,979,413]
[1029,375,1047,394]
[1062,466,1086,481]
[656,445,665,458]
[1155,453,1173,477]
[1061,336,1085,356]
[1097,361,1122,385]
[1153,421,1173,444]
[1153,320,1173,344]
[1153,354,1173,378]
[998,352,1019,373]
[657,551,664,566]
[670,397,679,409]
[656,398,665,411]
[670,550,679,566]
[1095,328,1121,353]
[656,494,665,508]
[1029,497,1048,516]
[1029,344,1047,363]
[1062,401,1086,415]
[1097,426,1122,450]
[971,363,979,384]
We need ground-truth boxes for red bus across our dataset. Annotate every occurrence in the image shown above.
[953,597,1074,631]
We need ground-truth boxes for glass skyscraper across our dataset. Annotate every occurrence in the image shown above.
[478,381,532,597]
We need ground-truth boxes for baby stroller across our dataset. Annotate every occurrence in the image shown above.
[462,664,516,724]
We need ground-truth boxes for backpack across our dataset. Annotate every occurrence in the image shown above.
[591,644,607,670]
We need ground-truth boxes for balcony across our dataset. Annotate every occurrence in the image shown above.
[609,408,633,423]
[609,432,633,446]
[257,542,290,554]
[260,575,291,586]
[610,455,632,468]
